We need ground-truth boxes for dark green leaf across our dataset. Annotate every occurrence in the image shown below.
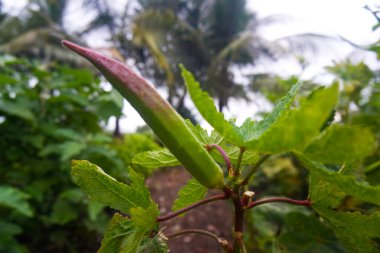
[0,185,33,217]
[314,208,380,253]
[50,199,78,225]
[0,101,36,122]
[279,212,345,253]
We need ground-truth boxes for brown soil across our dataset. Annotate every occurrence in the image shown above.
[146,167,233,253]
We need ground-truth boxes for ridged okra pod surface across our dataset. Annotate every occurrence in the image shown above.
[62,40,224,189]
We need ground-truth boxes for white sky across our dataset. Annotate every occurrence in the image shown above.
[3,0,380,132]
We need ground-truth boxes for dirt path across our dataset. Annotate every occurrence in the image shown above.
[146,168,233,253]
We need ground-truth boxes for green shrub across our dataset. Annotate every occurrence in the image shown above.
[0,54,124,252]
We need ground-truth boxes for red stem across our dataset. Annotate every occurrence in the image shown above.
[247,197,311,209]
[156,194,228,222]
[165,229,233,253]
[207,144,232,171]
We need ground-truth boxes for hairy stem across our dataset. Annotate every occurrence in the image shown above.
[241,154,270,185]
[156,194,228,222]
[165,229,233,253]
[247,197,311,209]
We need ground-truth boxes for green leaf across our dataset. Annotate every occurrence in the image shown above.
[303,125,375,164]
[50,199,78,225]
[279,212,345,253]
[242,82,300,142]
[300,157,380,206]
[39,141,86,161]
[246,84,339,153]
[138,236,168,253]
[98,213,138,253]
[88,200,105,221]
[41,125,83,141]
[132,148,180,169]
[130,203,159,228]
[0,100,36,122]
[314,208,380,253]
[172,178,208,214]
[181,65,243,145]
[185,120,223,145]
[71,160,152,213]
[247,203,309,251]
[60,141,87,161]
[0,185,33,217]
[308,170,346,208]
[224,146,259,165]
[99,213,164,253]
[0,221,25,253]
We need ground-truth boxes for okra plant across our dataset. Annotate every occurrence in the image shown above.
[63,41,380,253]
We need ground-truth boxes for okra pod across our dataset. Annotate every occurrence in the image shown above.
[62,40,224,189]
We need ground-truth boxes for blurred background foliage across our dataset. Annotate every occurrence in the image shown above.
[0,0,379,252]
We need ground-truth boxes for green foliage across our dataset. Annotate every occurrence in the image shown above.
[243,81,300,142]
[302,157,380,206]
[245,84,339,152]
[0,54,125,252]
[72,161,161,252]
[0,185,33,217]
[172,178,208,213]
[72,160,155,214]
[313,208,380,253]
[181,65,243,145]
[246,204,344,253]
[303,125,375,164]
[112,133,160,176]
[132,148,180,171]
[68,61,379,252]
[99,213,167,253]
[303,157,380,252]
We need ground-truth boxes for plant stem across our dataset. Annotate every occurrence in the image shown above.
[156,194,228,222]
[241,154,270,185]
[234,147,246,176]
[238,239,247,253]
[365,160,380,174]
[207,144,233,174]
[165,229,233,253]
[247,197,311,209]
[232,196,245,252]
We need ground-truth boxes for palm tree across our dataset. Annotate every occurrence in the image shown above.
[0,0,72,60]
[128,0,331,112]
